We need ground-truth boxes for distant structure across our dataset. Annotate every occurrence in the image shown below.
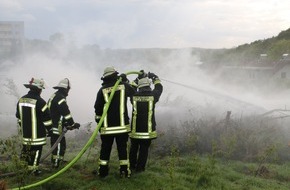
[0,21,24,60]
[219,54,290,89]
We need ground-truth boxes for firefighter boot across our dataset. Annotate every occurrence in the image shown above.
[98,165,109,178]
[51,158,60,168]
[120,165,131,178]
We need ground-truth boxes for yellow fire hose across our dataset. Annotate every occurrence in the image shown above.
[11,71,141,190]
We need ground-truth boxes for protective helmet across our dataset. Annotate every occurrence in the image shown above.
[102,66,118,78]
[53,78,71,89]
[138,77,151,88]
[24,78,45,90]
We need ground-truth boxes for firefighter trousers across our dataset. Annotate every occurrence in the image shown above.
[50,134,66,168]
[129,138,152,172]
[98,133,130,177]
[21,145,43,171]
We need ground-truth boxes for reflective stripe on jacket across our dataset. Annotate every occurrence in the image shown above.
[48,90,75,135]
[94,78,135,135]
[16,90,52,145]
[129,81,163,139]
[101,84,130,134]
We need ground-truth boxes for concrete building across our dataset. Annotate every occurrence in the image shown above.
[0,21,24,59]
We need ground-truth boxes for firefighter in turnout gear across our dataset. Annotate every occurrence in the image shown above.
[16,78,53,175]
[129,72,163,172]
[94,66,135,178]
[48,78,80,168]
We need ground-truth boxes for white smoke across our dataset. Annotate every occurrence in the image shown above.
[1,42,290,138]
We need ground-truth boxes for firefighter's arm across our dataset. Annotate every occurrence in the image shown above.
[119,73,129,83]
[17,118,22,135]
[148,72,163,102]
[94,89,104,124]
[58,99,80,130]
[16,103,22,134]
[40,102,53,133]
[59,99,74,124]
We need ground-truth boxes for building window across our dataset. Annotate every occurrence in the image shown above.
[281,72,286,79]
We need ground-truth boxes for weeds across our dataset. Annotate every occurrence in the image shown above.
[0,180,7,190]
[0,111,290,189]
[154,111,289,162]
[255,144,279,177]
[166,145,179,189]
[0,135,31,188]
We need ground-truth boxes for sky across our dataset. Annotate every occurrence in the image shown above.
[1,0,290,49]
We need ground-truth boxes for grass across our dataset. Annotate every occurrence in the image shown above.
[1,150,290,190]
[1,114,290,190]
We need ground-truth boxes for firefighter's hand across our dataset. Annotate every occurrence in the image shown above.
[66,123,79,130]
[72,122,81,130]
[148,72,158,80]
[120,73,129,82]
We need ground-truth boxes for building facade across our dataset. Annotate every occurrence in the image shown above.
[0,21,24,59]
[218,55,290,90]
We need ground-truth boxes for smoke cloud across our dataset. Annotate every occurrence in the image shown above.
[1,41,290,138]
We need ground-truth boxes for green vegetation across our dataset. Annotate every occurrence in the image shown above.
[3,28,290,74]
[1,112,289,190]
[1,28,290,189]
[1,150,289,190]
[201,28,290,68]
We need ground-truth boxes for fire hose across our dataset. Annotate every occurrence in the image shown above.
[0,123,91,178]
[10,71,141,190]
[40,122,92,163]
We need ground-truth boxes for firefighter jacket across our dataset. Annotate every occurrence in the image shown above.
[16,90,53,146]
[129,79,163,139]
[47,89,75,135]
[94,76,135,135]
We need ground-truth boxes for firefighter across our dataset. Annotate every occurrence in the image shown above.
[94,66,135,178]
[129,72,163,172]
[16,77,53,175]
[47,78,80,168]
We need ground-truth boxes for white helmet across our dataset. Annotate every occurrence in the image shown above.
[138,77,151,88]
[53,78,71,89]
[24,78,45,90]
[102,66,118,78]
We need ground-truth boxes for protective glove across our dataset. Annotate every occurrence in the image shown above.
[72,122,81,129]
[148,72,158,80]
[119,73,129,83]
[66,123,80,130]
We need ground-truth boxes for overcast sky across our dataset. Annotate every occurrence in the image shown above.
[1,0,290,49]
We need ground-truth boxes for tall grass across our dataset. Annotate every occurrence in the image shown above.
[154,112,290,162]
[1,112,290,189]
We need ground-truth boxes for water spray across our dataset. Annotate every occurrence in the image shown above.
[160,77,266,111]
